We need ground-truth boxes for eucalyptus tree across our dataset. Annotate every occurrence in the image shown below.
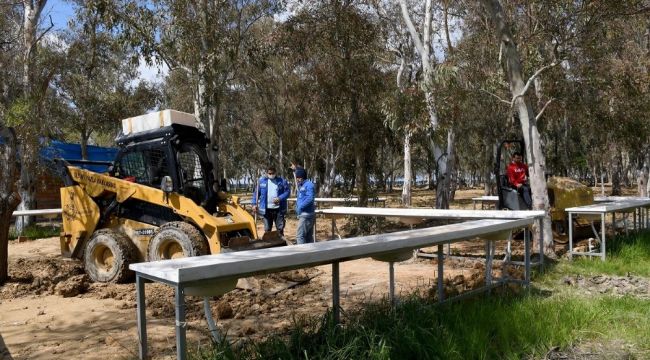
[397,0,458,209]
[477,0,559,254]
[105,0,280,179]
[0,125,20,284]
[277,1,385,202]
[54,1,158,159]
[372,0,422,206]
[0,4,23,282]
[2,0,54,233]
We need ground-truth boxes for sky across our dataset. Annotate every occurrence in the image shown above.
[45,0,168,84]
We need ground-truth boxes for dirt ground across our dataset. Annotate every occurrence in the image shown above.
[0,188,574,359]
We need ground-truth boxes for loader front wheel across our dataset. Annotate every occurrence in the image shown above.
[85,229,138,283]
[147,222,209,261]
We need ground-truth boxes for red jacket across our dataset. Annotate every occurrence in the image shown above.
[507,161,528,187]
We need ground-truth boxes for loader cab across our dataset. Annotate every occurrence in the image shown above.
[494,139,529,210]
[112,124,217,212]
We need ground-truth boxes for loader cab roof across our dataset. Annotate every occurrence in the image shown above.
[115,124,209,148]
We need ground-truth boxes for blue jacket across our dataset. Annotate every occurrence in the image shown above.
[252,176,290,215]
[296,179,315,215]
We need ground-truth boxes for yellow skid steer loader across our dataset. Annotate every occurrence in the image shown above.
[55,110,285,283]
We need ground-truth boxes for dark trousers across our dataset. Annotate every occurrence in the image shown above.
[518,184,532,209]
[263,208,285,235]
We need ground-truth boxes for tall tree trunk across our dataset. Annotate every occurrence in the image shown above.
[483,142,495,195]
[432,137,449,209]
[637,162,648,197]
[446,129,456,202]
[22,0,46,96]
[278,131,284,177]
[80,127,89,160]
[322,134,337,197]
[16,0,48,234]
[401,130,412,206]
[611,149,622,196]
[0,126,21,284]
[400,0,451,209]
[482,0,554,256]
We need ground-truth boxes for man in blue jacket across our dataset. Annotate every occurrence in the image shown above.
[252,166,290,236]
[294,167,315,244]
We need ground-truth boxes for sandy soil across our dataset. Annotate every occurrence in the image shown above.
[0,188,536,359]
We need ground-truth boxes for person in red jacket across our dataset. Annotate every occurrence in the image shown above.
[506,152,532,209]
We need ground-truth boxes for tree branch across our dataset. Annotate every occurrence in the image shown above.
[479,88,511,105]
[535,98,555,121]
[511,62,558,105]
[398,0,425,57]
[33,14,53,45]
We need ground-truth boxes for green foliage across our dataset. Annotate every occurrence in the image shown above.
[544,232,650,278]
[5,99,31,127]
[9,225,61,240]
[192,293,650,360]
[191,231,650,360]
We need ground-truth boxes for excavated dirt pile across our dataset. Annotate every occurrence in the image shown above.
[562,274,650,298]
[0,257,87,299]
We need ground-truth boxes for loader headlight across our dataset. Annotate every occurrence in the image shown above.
[160,176,174,193]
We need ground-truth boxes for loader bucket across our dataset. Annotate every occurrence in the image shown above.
[226,230,289,251]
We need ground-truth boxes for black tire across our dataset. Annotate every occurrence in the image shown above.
[84,229,138,283]
[147,221,209,261]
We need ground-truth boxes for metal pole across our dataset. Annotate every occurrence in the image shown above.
[331,218,336,240]
[437,244,444,303]
[388,262,395,305]
[524,228,531,287]
[136,275,147,360]
[332,262,340,324]
[485,240,493,288]
[313,202,318,242]
[539,217,544,268]
[175,285,187,360]
[601,213,606,261]
[568,212,574,259]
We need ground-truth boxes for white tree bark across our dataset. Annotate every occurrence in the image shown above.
[16,0,48,234]
[322,133,339,197]
[481,0,555,256]
[401,129,412,206]
[399,0,452,208]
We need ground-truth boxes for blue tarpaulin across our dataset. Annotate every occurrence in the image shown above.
[40,141,118,173]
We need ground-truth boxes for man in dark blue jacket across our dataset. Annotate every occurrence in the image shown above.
[252,166,290,236]
[295,167,315,244]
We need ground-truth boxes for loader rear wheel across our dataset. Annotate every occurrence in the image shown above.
[147,222,209,261]
[85,229,137,283]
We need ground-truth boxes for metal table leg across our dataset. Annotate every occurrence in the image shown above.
[568,212,574,259]
[437,244,444,303]
[175,285,186,360]
[539,217,544,268]
[524,228,531,287]
[485,240,493,288]
[332,262,340,324]
[136,275,147,360]
[601,213,606,261]
[388,262,395,305]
